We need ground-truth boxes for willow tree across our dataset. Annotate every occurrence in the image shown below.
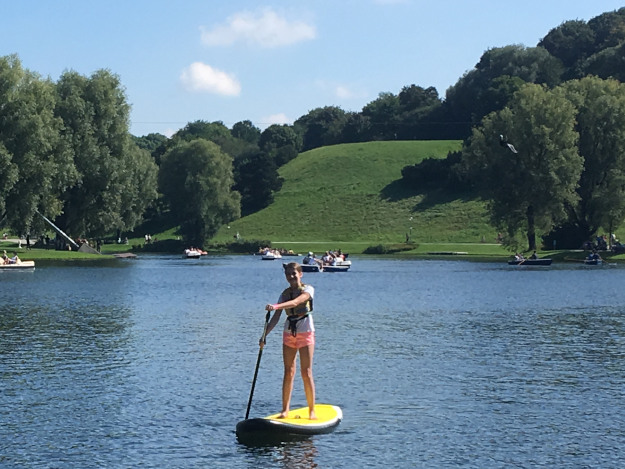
[54,69,157,237]
[158,139,241,247]
[462,83,583,251]
[558,76,625,244]
[0,55,77,234]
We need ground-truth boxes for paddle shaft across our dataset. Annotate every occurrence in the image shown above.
[245,311,271,420]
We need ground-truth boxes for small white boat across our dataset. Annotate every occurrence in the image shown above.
[0,260,35,270]
[184,249,202,259]
[261,250,282,260]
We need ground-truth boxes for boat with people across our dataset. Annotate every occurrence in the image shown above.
[183,248,205,259]
[584,258,603,265]
[0,260,35,270]
[583,250,603,265]
[301,251,351,272]
[260,249,282,260]
[507,258,552,266]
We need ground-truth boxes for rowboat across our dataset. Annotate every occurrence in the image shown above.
[507,258,552,266]
[0,260,35,270]
[584,258,603,265]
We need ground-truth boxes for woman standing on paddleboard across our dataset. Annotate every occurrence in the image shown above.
[262,262,317,420]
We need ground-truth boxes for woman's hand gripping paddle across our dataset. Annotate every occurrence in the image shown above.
[244,311,271,420]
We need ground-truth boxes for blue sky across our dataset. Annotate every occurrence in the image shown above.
[2,1,624,137]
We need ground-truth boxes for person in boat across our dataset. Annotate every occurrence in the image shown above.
[1,250,9,264]
[8,251,20,264]
[530,251,538,259]
[303,252,323,268]
[322,251,335,265]
[262,262,317,420]
[588,250,602,261]
[514,252,525,261]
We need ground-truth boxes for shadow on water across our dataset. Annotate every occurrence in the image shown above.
[238,437,319,469]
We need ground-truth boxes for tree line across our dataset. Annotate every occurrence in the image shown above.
[1,7,625,249]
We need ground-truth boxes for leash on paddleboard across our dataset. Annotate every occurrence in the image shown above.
[244,310,271,420]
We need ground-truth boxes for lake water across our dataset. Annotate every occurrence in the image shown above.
[1,255,624,468]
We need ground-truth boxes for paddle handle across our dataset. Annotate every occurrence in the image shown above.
[245,311,271,420]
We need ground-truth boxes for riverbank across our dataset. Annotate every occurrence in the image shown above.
[3,237,623,264]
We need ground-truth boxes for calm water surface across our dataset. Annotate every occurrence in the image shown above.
[1,255,624,468]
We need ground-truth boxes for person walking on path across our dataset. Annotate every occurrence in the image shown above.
[261,262,317,420]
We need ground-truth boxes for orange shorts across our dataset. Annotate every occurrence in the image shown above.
[283,331,315,349]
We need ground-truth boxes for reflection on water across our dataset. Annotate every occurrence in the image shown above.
[1,256,625,468]
[241,438,319,469]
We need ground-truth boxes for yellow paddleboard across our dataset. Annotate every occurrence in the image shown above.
[236,404,342,443]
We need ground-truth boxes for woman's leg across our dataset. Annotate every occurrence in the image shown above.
[299,343,316,419]
[280,344,298,418]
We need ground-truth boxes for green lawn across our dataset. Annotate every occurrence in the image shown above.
[213,140,496,250]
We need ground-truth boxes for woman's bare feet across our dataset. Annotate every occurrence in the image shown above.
[277,411,289,419]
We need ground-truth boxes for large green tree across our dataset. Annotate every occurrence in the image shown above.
[461,84,583,250]
[558,77,625,243]
[54,69,157,237]
[396,85,442,140]
[0,55,76,234]
[443,45,564,139]
[231,120,261,145]
[158,139,240,246]
[539,20,596,71]
[361,92,401,141]
[294,106,348,151]
[234,151,283,216]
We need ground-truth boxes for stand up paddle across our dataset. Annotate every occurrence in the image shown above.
[236,311,343,444]
[244,311,271,420]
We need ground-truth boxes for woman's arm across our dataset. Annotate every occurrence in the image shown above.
[264,309,283,336]
[266,291,311,313]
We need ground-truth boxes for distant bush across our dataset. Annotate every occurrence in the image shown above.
[133,238,184,253]
[363,244,416,254]
[225,239,272,253]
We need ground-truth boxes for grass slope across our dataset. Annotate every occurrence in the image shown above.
[214,141,499,253]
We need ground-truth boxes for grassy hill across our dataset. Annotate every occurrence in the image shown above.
[213,140,501,254]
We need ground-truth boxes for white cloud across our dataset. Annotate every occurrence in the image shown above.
[335,85,357,99]
[164,127,178,138]
[180,62,241,96]
[315,80,368,101]
[259,113,292,128]
[201,8,316,48]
